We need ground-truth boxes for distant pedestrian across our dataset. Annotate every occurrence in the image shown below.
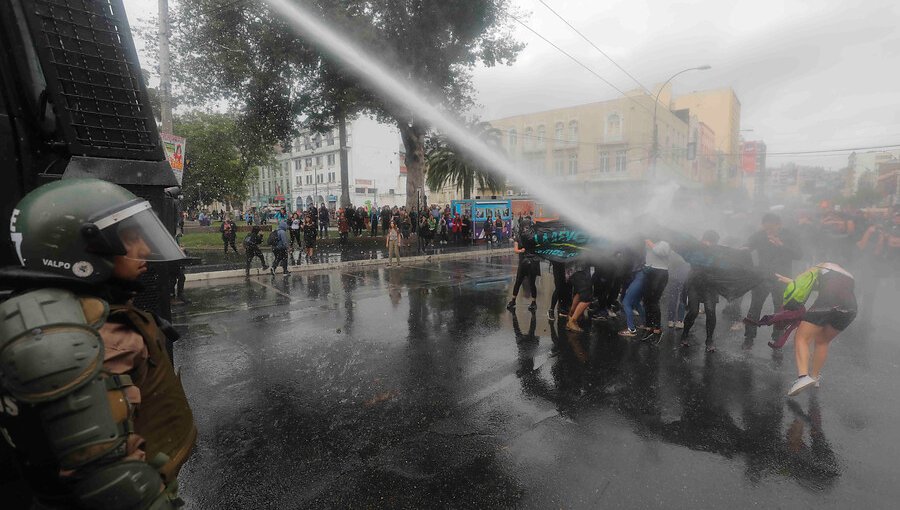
[303,215,318,262]
[270,221,290,275]
[290,213,302,249]
[370,207,379,236]
[243,226,268,276]
[338,211,350,246]
[483,216,494,248]
[319,204,330,238]
[387,221,401,266]
[220,215,239,254]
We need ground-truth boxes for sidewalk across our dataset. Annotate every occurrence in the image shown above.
[184,241,514,281]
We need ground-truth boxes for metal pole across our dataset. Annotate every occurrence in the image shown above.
[651,65,711,180]
[158,0,173,134]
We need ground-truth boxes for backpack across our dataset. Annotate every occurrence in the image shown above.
[267,230,280,247]
[243,233,256,247]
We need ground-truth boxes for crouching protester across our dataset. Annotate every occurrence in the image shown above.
[0,179,196,509]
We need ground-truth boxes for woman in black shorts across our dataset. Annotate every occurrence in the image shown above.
[778,262,857,396]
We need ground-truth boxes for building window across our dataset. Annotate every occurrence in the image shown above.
[568,153,577,175]
[316,174,323,184]
[508,129,517,148]
[326,131,334,146]
[536,125,545,148]
[303,135,311,150]
[554,153,564,176]
[554,122,564,145]
[599,151,609,173]
[327,154,335,166]
[315,156,322,166]
[355,187,366,194]
[569,121,578,143]
[615,150,627,172]
[306,175,312,185]
[305,158,311,168]
[314,134,321,148]
[607,114,622,140]
[328,172,336,182]
[296,176,301,187]
[293,159,300,171]
[524,127,533,147]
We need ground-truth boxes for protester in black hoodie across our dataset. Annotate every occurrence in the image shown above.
[743,213,802,348]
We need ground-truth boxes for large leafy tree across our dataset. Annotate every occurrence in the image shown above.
[426,122,505,199]
[168,0,523,211]
[175,111,263,210]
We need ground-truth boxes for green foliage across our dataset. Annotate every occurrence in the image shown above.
[176,112,265,209]
[426,122,505,199]
[164,0,523,209]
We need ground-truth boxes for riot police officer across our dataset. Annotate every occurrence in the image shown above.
[0,178,197,509]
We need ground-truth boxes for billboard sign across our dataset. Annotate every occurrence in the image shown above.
[741,142,757,174]
[161,133,186,184]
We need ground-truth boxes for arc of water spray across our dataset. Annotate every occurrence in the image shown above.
[263,0,614,238]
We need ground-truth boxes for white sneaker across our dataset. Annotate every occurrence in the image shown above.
[667,321,675,328]
[788,375,817,396]
[608,310,617,318]
[674,321,685,329]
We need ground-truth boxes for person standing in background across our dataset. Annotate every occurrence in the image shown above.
[387,221,401,266]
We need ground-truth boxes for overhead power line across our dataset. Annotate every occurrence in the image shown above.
[535,0,651,96]
[505,13,654,116]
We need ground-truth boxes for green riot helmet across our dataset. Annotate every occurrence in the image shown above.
[10,178,185,283]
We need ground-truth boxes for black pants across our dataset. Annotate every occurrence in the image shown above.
[290,229,302,248]
[320,222,328,237]
[744,280,786,340]
[223,235,237,253]
[513,260,538,299]
[550,262,571,312]
[271,248,288,273]
[172,266,185,297]
[371,220,378,235]
[683,279,718,346]
[339,232,348,245]
[642,267,669,330]
[245,245,267,272]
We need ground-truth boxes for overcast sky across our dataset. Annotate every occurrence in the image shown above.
[125,0,900,169]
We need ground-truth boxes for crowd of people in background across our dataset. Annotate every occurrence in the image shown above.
[195,201,525,276]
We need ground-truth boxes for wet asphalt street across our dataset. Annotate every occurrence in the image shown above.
[173,255,900,509]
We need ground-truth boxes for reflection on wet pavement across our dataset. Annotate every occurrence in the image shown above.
[173,256,900,508]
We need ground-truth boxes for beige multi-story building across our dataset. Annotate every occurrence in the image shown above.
[671,87,741,184]
[689,116,717,184]
[488,92,692,190]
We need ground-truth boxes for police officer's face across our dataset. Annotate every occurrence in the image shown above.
[113,228,151,280]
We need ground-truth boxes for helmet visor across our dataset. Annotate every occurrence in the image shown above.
[97,201,186,262]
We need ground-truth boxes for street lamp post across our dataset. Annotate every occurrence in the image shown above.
[651,65,711,179]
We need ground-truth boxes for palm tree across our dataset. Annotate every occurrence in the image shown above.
[425,122,505,200]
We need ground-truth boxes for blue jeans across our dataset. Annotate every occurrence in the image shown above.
[623,268,646,330]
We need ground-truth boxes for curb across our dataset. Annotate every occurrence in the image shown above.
[184,247,515,282]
